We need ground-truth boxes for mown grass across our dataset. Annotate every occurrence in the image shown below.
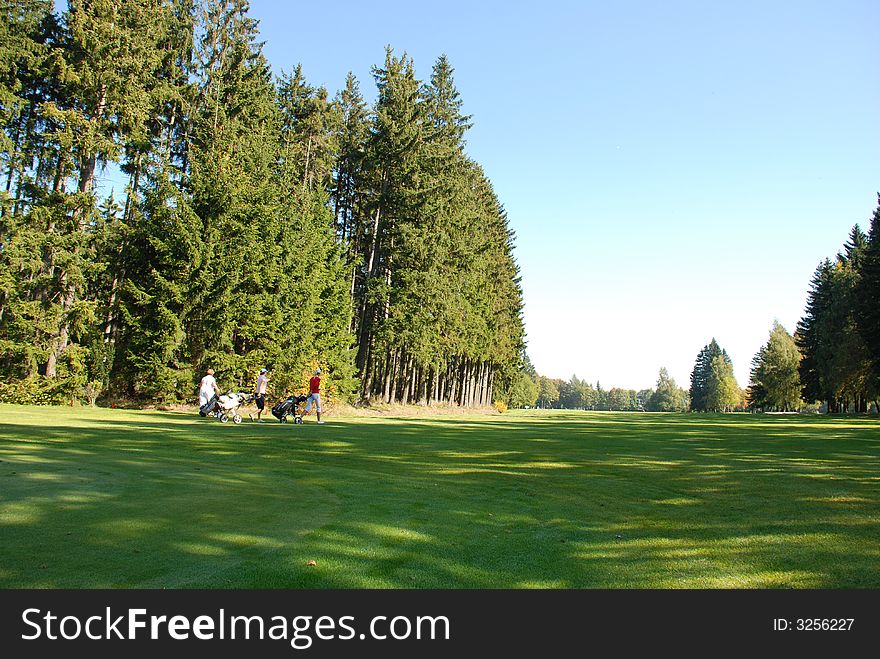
[1,405,878,588]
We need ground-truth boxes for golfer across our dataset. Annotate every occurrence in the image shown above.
[306,368,325,424]
[251,368,269,422]
[198,368,220,408]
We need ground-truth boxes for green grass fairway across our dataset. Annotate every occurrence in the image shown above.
[1,405,878,588]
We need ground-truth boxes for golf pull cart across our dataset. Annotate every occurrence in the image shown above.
[271,394,308,424]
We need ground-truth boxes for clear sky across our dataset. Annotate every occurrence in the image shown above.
[247,0,880,391]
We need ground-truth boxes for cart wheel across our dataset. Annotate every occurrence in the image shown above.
[220,414,229,423]
[233,415,242,424]
[295,416,304,424]
[281,415,288,423]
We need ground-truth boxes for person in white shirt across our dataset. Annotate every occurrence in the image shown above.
[198,368,220,408]
[251,368,270,422]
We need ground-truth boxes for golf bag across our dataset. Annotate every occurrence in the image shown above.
[271,394,308,423]
[216,391,251,424]
[199,394,219,417]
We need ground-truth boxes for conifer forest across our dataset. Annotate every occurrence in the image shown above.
[0,0,525,405]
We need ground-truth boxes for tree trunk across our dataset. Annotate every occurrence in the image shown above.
[382,349,394,403]
[402,356,413,405]
[447,360,456,404]
[360,336,374,400]
[471,362,479,407]
[123,152,142,222]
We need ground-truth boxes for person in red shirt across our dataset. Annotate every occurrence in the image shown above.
[305,368,324,424]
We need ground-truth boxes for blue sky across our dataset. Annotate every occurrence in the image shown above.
[246,0,879,390]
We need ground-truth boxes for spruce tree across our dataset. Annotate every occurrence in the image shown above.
[689,339,728,411]
[796,226,872,413]
[185,0,282,385]
[37,0,171,378]
[356,48,426,400]
[855,196,880,402]
[330,71,370,330]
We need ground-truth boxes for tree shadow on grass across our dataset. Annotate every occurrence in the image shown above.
[0,410,878,588]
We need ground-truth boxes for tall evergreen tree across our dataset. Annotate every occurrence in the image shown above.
[855,196,880,401]
[185,0,283,384]
[355,48,426,400]
[36,0,171,378]
[796,259,831,405]
[330,71,370,329]
[797,226,872,412]
[0,0,53,206]
[689,338,729,411]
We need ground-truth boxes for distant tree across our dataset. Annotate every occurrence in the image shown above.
[705,354,740,412]
[648,368,689,412]
[507,371,538,408]
[580,381,597,410]
[593,381,607,410]
[689,339,731,411]
[559,374,586,409]
[747,321,801,411]
[500,351,538,408]
[537,376,559,408]
[562,375,597,410]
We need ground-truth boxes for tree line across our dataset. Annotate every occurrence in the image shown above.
[0,0,524,406]
[510,194,880,415]
[795,199,880,413]
[748,199,880,414]
[507,354,692,412]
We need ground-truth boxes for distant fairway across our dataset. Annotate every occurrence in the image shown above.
[1,405,878,588]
